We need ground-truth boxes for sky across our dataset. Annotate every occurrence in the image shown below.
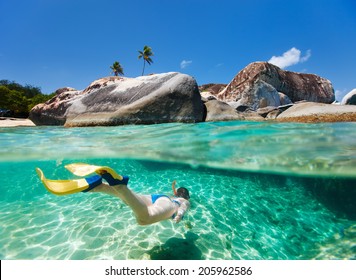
[1,0,355,101]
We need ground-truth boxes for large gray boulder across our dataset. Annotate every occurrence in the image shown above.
[30,73,205,126]
[29,87,81,125]
[204,100,265,122]
[341,89,356,105]
[230,80,282,110]
[277,102,356,122]
[218,62,334,109]
[204,100,244,122]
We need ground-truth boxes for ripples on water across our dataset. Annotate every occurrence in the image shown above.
[0,121,355,259]
[2,121,356,177]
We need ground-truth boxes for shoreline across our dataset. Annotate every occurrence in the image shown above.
[0,117,35,127]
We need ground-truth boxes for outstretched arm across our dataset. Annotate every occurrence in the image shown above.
[173,200,190,223]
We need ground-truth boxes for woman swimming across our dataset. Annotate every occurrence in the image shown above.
[37,165,190,226]
[89,172,190,225]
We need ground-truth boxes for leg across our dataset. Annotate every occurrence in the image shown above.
[90,183,177,225]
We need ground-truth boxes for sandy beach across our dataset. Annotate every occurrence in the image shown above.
[0,118,35,127]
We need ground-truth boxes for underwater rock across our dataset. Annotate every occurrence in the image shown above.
[30,73,205,126]
[306,176,356,220]
[218,62,335,109]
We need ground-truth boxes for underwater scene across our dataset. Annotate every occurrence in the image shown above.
[0,121,355,260]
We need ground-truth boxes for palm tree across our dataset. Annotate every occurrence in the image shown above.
[138,45,154,75]
[110,61,124,76]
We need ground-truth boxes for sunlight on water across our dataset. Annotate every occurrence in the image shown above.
[0,121,355,260]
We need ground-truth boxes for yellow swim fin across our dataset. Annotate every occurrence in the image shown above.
[65,163,123,180]
[35,168,99,195]
[65,163,103,176]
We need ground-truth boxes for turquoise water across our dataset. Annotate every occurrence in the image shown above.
[0,121,355,260]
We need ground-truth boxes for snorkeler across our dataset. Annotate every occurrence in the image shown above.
[36,164,190,226]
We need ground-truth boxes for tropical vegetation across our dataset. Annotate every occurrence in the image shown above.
[0,80,55,117]
[110,61,124,76]
[3,46,155,117]
[138,45,154,75]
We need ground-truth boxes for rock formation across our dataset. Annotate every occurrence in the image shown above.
[204,100,244,122]
[277,102,356,122]
[341,89,356,105]
[29,65,356,126]
[199,83,227,96]
[30,87,82,125]
[218,62,335,109]
[30,73,204,127]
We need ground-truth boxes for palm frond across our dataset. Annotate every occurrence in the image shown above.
[110,61,124,76]
[139,45,154,75]
[146,57,153,65]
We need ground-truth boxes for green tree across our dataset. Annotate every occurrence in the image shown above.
[0,79,41,98]
[0,80,55,117]
[0,85,28,114]
[138,45,154,75]
[110,61,124,76]
[0,85,11,109]
[10,89,29,115]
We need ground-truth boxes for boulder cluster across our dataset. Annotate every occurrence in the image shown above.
[30,73,204,126]
[29,62,356,126]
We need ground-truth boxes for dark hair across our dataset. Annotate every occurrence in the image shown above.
[176,187,190,200]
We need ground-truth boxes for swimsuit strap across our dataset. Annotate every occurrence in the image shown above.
[172,199,181,207]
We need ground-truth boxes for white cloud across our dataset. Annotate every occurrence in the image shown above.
[300,49,311,63]
[268,47,311,69]
[180,60,192,69]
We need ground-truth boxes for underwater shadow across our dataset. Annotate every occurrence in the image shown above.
[302,176,356,220]
[147,232,204,260]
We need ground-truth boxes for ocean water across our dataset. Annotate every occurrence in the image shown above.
[0,121,355,260]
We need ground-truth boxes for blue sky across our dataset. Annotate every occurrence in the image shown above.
[1,0,355,101]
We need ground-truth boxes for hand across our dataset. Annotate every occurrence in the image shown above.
[173,214,182,223]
